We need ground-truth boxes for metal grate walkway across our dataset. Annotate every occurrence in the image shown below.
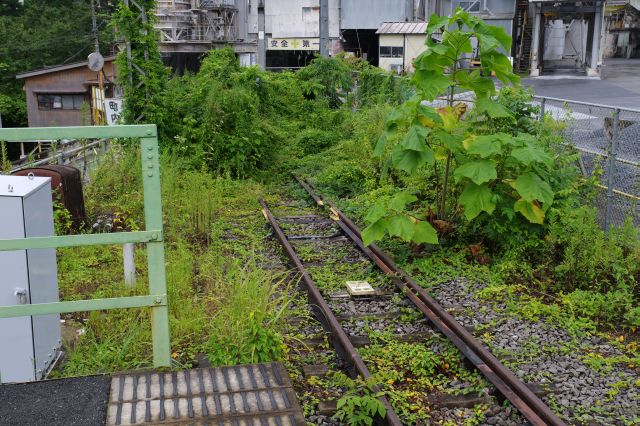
[106,363,305,426]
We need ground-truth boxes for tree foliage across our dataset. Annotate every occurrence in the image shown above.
[0,0,115,127]
[112,0,167,123]
[149,50,358,177]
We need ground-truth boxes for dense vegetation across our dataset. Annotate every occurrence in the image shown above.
[4,5,637,423]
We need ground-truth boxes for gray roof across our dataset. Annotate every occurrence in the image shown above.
[376,22,428,35]
[16,56,116,80]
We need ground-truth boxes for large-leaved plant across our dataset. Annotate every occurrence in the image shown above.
[363,8,555,246]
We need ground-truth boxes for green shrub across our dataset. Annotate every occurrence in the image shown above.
[624,307,640,327]
[477,86,540,135]
[296,55,353,107]
[547,208,639,293]
[316,159,376,198]
[561,289,636,327]
[296,128,340,155]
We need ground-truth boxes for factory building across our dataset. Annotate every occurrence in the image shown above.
[155,0,429,70]
[602,0,640,59]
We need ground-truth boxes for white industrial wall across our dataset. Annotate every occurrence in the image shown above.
[263,0,340,38]
[404,34,427,70]
[379,34,404,72]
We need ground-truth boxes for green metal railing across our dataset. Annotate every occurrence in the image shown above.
[0,125,171,368]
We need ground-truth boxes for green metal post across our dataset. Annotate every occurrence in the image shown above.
[140,133,171,368]
[0,124,171,371]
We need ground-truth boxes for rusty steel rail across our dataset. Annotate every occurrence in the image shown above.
[258,199,403,426]
[295,176,566,426]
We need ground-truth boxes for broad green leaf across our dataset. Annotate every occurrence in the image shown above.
[481,51,520,85]
[362,218,388,245]
[413,48,453,71]
[514,198,545,224]
[452,7,474,27]
[416,104,443,127]
[463,134,503,158]
[414,69,452,101]
[387,215,414,241]
[400,125,429,151]
[433,128,463,151]
[373,132,387,157]
[427,14,449,35]
[475,32,500,54]
[385,109,405,126]
[391,145,434,173]
[443,30,473,54]
[455,69,495,96]
[475,97,512,118]
[514,172,554,205]
[474,24,512,52]
[453,159,497,185]
[389,191,418,211]
[434,145,449,161]
[364,202,386,223]
[458,182,496,220]
[413,221,439,244]
[430,43,454,56]
[510,143,552,166]
[437,106,462,132]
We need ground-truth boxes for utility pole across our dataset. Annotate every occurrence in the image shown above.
[90,0,100,53]
[258,0,266,69]
[319,0,329,57]
[90,0,105,125]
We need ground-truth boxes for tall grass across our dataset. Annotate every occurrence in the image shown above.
[56,145,287,375]
[161,160,225,244]
[203,257,292,366]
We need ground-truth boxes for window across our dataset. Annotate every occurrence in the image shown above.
[380,46,404,58]
[459,1,480,12]
[37,94,85,111]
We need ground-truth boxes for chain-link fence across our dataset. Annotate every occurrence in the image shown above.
[535,96,640,230]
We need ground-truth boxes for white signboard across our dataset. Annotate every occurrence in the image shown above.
[104,98,123,126]
[267,38,319,51]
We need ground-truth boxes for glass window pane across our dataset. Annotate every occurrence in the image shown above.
[392,47,404,58]
[37,95,51,110]
[73,95,86,110]
[61,95,74,110]
[52,96,62,109]
[380,46,392,57]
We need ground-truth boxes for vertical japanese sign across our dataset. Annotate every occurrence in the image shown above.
[104,98,123,126]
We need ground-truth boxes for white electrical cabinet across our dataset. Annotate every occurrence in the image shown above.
[0,175,61,383]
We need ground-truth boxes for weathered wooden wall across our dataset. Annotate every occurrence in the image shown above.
[21,61,116,128]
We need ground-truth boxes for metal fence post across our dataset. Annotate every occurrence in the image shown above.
[140,131,171,368]
[604,108,620,234]
[539,97,546,121]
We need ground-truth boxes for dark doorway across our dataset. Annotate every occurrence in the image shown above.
[341,29,379,66]
[266,50,317,70]
[162,53,204,75]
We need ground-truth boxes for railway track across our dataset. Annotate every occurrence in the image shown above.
[259,177,566,425]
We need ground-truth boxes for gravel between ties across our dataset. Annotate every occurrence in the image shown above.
[432,277,640,425]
